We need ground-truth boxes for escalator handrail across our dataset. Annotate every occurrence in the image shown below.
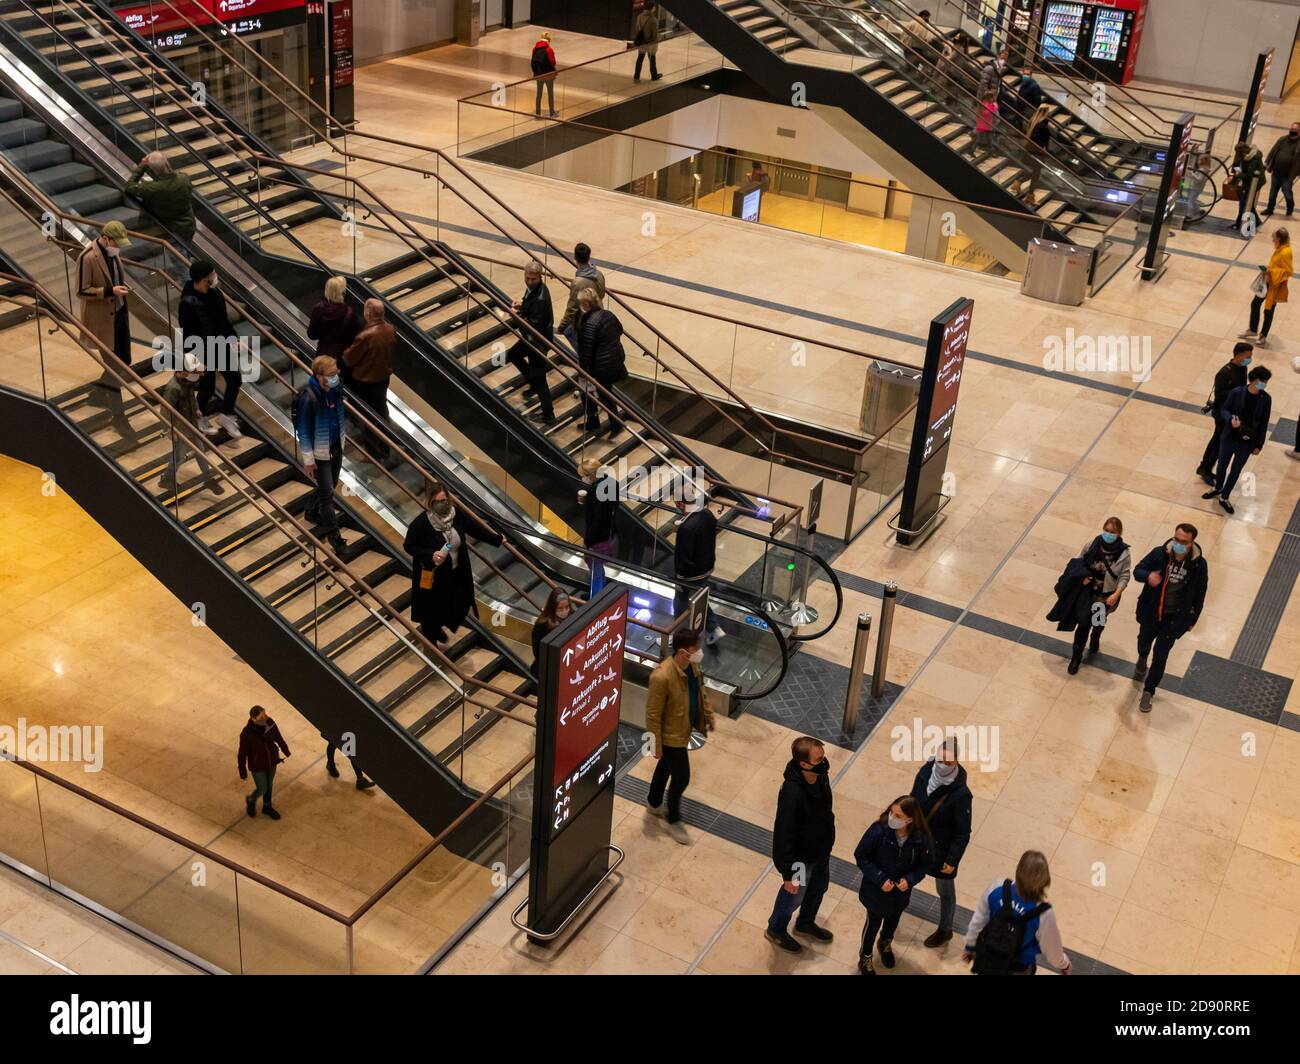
[0,162,561,615]
[0,269,539,716]
[98,0,806,463]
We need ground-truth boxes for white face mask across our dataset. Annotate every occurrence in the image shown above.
[887,814,908,831]
[104,244,120,257]
[208,274,219,289]
[688,649,703,665]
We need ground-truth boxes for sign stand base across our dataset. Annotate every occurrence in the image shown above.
[510,845,624,944]
[1138,252,1170,283]
[888,493,951,549]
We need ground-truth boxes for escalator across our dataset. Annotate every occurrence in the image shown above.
[0,0,817,627]
[665,0,1141,265]
[0,99,824,704]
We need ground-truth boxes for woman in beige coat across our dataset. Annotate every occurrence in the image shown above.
[76,220,132,364]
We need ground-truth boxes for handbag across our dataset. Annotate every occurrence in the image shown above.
[1251,270,1269,298]
[1222,175,1241,202]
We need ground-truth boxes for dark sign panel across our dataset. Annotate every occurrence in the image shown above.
[896,298,973,547]
[1241,50,1273,145]
[115,0,305,40]
[329,0,354,88]
[548,593,626,838]
[1140,112,1193,282]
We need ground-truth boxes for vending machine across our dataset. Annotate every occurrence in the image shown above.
[1035,0,1146,84]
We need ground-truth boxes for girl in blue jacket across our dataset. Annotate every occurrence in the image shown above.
[854,795,932,975]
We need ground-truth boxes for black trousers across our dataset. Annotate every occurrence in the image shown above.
[1072,616,1104,654]
[349,377,391,458]
[1198,418,1226,473]
[647,745,690,823]
[307,447,343,537]
[1136,620,1178,695]
[326,741,366,780]
[507,341,553,420]
[859,908,902,957]
[634,49,660,80]
[1249,296,1275,338]
[197,365,242,417]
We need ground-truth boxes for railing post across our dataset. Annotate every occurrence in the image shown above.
[842,613,871,737]
[872,581,897,699]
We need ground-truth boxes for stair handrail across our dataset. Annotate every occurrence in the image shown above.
[0,270,539,716]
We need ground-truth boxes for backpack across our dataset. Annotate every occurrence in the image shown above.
[292,385,315,436]
[972,880,1050,975]
[531,41,552,75]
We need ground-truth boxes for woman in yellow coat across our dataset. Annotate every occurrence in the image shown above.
[1243,227,1292,348]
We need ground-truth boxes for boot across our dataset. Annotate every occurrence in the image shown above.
[1067,646,1083,675]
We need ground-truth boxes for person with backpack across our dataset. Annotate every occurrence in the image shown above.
[531,31,558,117]
[295,354,348,553]
[909,737,971,949]
[853,795,932,975]
[632,1,662,82]
[573,286,627,436]
[964,850,1071,975]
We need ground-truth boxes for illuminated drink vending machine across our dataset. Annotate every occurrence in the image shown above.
[1035,0,1146,84]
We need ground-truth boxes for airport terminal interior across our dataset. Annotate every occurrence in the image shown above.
[0,0,1299,979]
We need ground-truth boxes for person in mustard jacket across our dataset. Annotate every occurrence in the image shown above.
[644,629,715,844]
[1241,227,1291,348]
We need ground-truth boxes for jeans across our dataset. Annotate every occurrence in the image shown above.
[859,908,902,958]
[307,447,343,538]
[1137,620,1178,694]
[248,766,276,809]
[1266,170,1295,214]
[167,429,215,485]
[767,858,831,934]
[586,536,615,596]
[197,365,242,418]
[507,341,553,420]
[1249,296,1275,338]
[1214,436,1255,499]
[935,876,957,933]
[646,745,690,823]
[634,49,660,80]
[534,77,554,115]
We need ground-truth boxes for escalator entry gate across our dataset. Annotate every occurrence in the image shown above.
[1021,238,1091,306]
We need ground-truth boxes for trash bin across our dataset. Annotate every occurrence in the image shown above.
[1021,238,1092,306]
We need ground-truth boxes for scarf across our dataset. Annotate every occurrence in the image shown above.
[928,760,958,795]
[428,505,461,566]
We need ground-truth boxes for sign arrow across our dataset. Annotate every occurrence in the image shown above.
[560,706,571,726]
[613,634,623,651]
[610,689,619,705]
[611,607,623,620]
[563,647,574,666]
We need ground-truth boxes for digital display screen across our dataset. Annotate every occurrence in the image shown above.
[1042,2,1085,63]
[741,187,761,223]
[547,592,627,840]
[1088,9,1127,62]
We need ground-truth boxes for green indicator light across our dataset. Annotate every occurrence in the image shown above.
[786,563,796,571]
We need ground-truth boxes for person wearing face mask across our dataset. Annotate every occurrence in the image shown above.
[1263,123,1300,217]
[531,588,572,678]
[765,735,836,953]
[672,484,724,647]
[910,736,971,949]
[644,629,715,845]
[578,457,619,596]
[76,221,132,369]
[1196,343,1253,485]
[1203,365,1273,515]
[295,355,348,553]
[854,795,932,975]
[1231,141,1266,233]
[507,261,556,425]
[1240,227,1291,349]
[158,353,225,497]
[1055,516,1131,674]
[180,258,243,439]
[404,481,505,646]
[1132,523,1209,712]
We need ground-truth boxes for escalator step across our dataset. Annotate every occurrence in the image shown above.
[53,183,124,217]
[0,117,45,148]
[27,160,99,195]
[0,139,71,171]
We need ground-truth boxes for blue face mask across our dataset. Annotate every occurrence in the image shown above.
[1254,380,1267,391]
[1170,541,1189,557]
[325,374,340,389]
[1100,531,1118,544]
[1241,357,1252,366]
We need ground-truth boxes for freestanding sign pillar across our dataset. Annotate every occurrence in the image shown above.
[1240,50,1274,147]
[517,584,628,942]
[892,298,973,548]
[1139,113,1193,283]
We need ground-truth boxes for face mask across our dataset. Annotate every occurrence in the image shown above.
[1100,531,1118,544]
[688,649,704,665]
[1254,380,1268,391]
[181,373,202,385]
[208,275,219,289]
[887,814,908,831]
[1241,357,1252,367]
[325,374,340,389]
[430,499,452,518]
[802,759,829,775]
[104,244,120,257]
[932,760,959,782]
[1170,541,1189,557]
[1290,132,1298,139]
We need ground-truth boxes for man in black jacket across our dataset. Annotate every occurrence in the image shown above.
[1133,523,1209,712]
[1264,123,1300,216]
[179,259,243,439]
[766,736,835,953]
[1203,366,1272,515]
[1196,342,1253,485]
[672,490,724,646]
[507,260,555,425]
[910,737,972,948]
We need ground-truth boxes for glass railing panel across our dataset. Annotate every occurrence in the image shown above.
[0,758,49,879]
[235,873,349,974]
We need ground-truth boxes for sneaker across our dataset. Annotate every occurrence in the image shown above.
[202,477,226,496]
[793,923,834,942]
[262,805,282,820]
[665,821,690,845]
[1256,336,1269,349]
[1201,489,1220,500]
[329,534,347,553]
[198,415,219,436]
[765,928,802,953]
[1286,450,1300,461]
[1237,330,1258,340]
[356,778,377,791]
[326,761,340,779]
[245,795,257,818]
[878,939,896,969]
[1133,660,1148,681]
[1218,497,1235,515]
[923,928,953,948]
[857,954,876,975]
[1198,471,1216,487]
[646,800,667,819]
[705,627,726,647]
[217,413,242,439]
[1139,691,1153,713]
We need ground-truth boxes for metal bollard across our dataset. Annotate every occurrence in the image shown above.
[872,581,897,699]
[842,613,872,736]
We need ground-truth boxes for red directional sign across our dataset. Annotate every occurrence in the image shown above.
[548,590,627,838]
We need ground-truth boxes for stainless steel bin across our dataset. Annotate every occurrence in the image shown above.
[1021,238,1091,306]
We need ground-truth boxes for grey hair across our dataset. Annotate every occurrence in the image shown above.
[144,150,172,176]
[525,259,544,275]
[364,297,386,320]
